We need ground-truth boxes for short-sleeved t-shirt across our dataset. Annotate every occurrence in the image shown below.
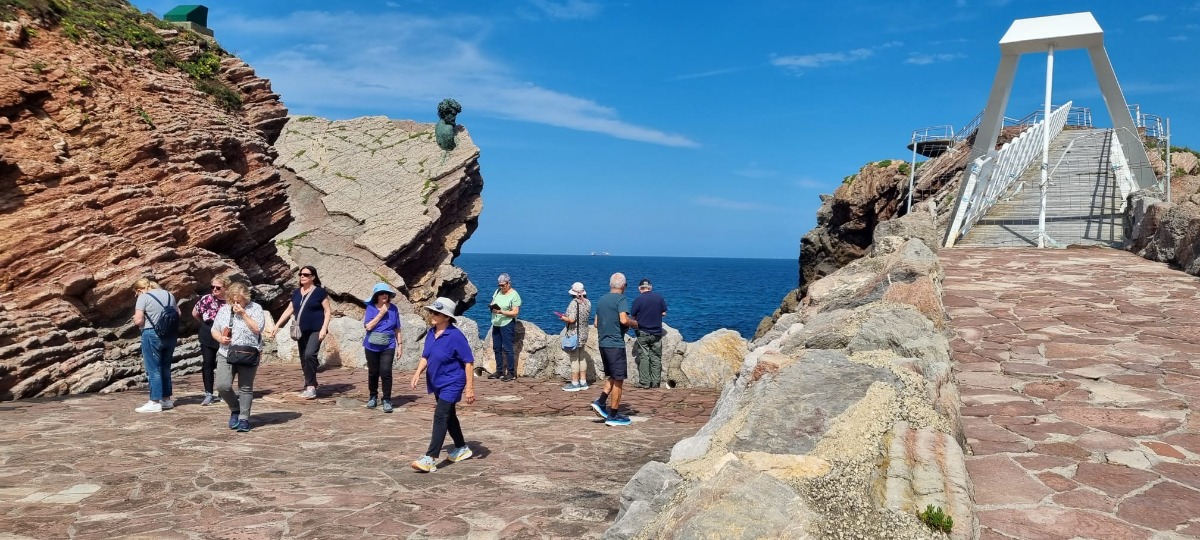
[210,302,266,355]
[135,289,176,330]
[490,289,522,327]
[420,325,475,402]
[631,291,668,336]
[291,287,329,332]
[362,304,401,352]
[596,292,629,349]
[564,297,591,344]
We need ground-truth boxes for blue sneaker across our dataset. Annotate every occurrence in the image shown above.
[236,419,251,432]
[228,412,240,430]
[577,382,589,391]
[562,382,580,392]
[605,414,632,427]
[590,399,609,419]
[382,400,394,413]
[411,455,437,473]
[448,445,473,462]
[365,397,378,409]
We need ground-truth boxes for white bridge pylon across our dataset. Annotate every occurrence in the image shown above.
[944,12,1156,248]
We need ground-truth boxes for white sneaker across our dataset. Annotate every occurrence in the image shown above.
[301,388,317,399]
[135,401,162,413]
[161,399,174,410]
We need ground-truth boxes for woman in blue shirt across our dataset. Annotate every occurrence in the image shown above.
[410,297,476,473]
[362,282,402,413]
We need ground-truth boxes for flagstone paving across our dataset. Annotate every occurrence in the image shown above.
[943,247,1200,540]
[0,365,718,539]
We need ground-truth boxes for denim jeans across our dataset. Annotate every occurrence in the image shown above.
[491,323,516,375]
[140,328,177,400]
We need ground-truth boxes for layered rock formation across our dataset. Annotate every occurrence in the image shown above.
[608,211,974,539]
[0,9,290,399]
[269,115,484,371]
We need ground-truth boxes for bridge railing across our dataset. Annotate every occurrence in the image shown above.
[944,101,1074,247]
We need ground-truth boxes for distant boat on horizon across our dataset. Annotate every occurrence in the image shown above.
[590,251,611,256]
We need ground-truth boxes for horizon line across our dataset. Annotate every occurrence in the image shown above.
[457,251,796,261]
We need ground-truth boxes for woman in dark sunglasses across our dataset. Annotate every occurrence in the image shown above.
[267,266,332,399]
[192,275,230,405]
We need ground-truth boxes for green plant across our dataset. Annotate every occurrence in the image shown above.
[421,177,438,205]
[878,159,893,168]
[135,106,154,129]
[177,51,220,79]
[294,149,306,158]
[334,172,357,181]
[1174,167,1187,177]
[842,174,855,186]
[296,116,316,122]
[194,78,242,111]
[898,162,911,176]
[918,505,953,534]
[30,59,45,73]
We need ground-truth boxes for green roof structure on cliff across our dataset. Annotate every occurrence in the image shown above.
[163,4,212,36]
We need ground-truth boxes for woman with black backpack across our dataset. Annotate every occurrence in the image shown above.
[132,277,181,413]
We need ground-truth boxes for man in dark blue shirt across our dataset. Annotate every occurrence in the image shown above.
[630,278,668,388]
[590,273,638,426]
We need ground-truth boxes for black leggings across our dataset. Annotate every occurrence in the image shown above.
[298,331,321,388]
[200,343,219,394]
[426,397,465,458]
[364,347,395,399]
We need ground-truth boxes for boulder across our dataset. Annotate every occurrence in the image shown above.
[679,329,748,388]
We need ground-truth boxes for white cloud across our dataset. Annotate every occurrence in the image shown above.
[771,42,903,74]
[734,165,777,179]
[696,194,787,211]
[670,67,745,81]
[794,178,825,189]
[215,10,695,147]
[1137,14,1165,22]
[528,0,601,20]
[906,52,966,65]
[1170,35,1188,41]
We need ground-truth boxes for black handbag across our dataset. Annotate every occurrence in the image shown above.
[224,307,261,366]
[227,344,260,366]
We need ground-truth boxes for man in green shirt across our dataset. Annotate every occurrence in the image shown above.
[591,273,638,426]
[489,273,522,381]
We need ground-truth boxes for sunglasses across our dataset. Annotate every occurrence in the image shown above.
[299,273,313,277]
[212,286,223,291]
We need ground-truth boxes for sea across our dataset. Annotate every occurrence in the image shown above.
[453,254,798,342]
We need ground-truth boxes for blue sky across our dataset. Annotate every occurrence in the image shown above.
[132,1,1200,259]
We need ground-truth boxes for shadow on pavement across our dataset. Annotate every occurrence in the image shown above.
[253,411,303,427]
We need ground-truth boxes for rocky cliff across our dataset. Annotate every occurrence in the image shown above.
[608,209,974,539]
[0,2,291,399]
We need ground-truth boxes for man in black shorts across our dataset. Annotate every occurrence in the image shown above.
[591,272,637,426]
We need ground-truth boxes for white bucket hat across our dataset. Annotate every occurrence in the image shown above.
[568,282,586,296]
[424,297,457,322]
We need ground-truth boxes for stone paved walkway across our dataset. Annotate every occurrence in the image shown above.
[943,247,1200,540]
[0,365,717,539]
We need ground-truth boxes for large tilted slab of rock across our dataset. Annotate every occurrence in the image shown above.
[268,115,483,370]
[0,21,290,399]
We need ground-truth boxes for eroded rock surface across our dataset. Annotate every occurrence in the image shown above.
[0,16,290,399]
